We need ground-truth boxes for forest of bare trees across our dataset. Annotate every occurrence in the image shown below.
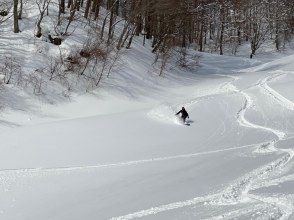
[114,0,294,57]
[7,0,293,55]
[0,0,293,92]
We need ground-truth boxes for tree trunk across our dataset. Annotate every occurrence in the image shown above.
[117,22,130,49]
[94,0,101,20]
[107,9,115,44]
[14,0,20,33]
[199,23,204,52]
[60,0,65,13]
[18,0,23,19]
[219,22,224,55]
[84,0,91,18]
[67,0,73,8]
[92,0,97,12]
[64,0,78,35]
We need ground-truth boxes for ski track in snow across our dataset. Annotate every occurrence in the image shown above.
[111,73,294,220]
[0,144,258,175]
[110,195,219,220]
[148,74,240,125]
[259,73,294,111]
[1,71,294,219]
[207,73,294,219]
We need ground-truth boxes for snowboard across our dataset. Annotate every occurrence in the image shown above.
[175,115,191,126]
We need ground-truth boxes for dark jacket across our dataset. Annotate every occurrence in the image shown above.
[176,108,189,118]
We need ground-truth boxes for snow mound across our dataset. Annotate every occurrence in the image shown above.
[148,104,182,125]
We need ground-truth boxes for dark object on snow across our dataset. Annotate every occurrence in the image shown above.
[48,34,62,45]
[36,32,42,38]
[176,107,189,123]
[0,10,8,16]
[80,50,91,58]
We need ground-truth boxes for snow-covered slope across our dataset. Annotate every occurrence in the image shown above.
[1,2,294,220]
[0,51,294,219]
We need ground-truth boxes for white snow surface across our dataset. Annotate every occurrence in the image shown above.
[1,3,294,220]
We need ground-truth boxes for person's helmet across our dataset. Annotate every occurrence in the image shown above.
[182,107,185,110]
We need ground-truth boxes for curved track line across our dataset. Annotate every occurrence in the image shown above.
[111,73,294,220]
[204,73,294,217]
[259,73,294,111]
[110,195,218,220]
[199,73,294,219]
[237,90,286,140]
[221,74,294,217]
[0,144,257,175]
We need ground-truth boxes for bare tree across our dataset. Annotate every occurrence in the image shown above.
[64,0,78,35]
[35,0,51,37]
[1,56,21,84]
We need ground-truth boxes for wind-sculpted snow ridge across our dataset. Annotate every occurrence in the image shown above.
[112,73,294,220]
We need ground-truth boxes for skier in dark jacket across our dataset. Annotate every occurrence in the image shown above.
[176,107,189,123]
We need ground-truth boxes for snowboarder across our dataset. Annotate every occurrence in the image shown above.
[176,107,189,123]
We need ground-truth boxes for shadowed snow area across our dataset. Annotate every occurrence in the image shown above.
[1,3,294,219]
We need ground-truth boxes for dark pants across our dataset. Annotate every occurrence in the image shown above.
[182,116,187,123]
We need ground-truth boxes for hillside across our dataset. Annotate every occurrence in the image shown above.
[1,0,294,220]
